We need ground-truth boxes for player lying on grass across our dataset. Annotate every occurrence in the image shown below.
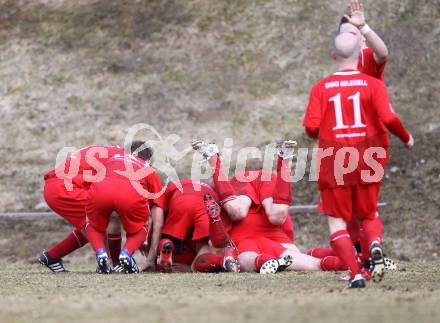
[309,0,395,273]
[143,179,239,273]
[85,142,164,274]
[303,31,413,288]
[193,140,347,274]
[39,144,125,272]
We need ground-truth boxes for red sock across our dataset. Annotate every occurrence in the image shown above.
[107,233,122,263]
[86,225,106,253]
[211,155,236,204]
[273,157,292,205]
[330,230,361,278]
[347,218,361,245]
[360,215,383,261]
[306,247,336,258]
[192,253,224,272]
[320,255,348,271]
[124,227,147,255]
[157,238,175,253]
[47,226,88,259]
[209,219,230,249]
[254,253,275,271]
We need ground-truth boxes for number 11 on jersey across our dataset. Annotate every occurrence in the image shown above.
[330,92,366,130]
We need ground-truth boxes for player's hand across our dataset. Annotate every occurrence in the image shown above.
[139,242,149,257]
[344,0,366,28]
[405,134,414,149]
[141,257,156,272]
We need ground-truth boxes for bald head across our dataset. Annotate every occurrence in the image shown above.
[333,32,361,61]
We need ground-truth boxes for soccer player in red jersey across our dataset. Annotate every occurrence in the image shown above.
[192,140,347,274]
[38,144,125,272]
[85,143,164,274]
[148,179,238,273]
[309,0,395,272]
[303,31,413,288]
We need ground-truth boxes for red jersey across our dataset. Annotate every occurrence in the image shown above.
[229,170,294,243]
[303,70,409,188]
[158,179,232,241]
[358,48,386,81]
[104,154,163,207]
[45,145,124,187]
[156,179,220,211]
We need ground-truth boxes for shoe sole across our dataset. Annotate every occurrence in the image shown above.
[384,257,397,271]
[260,259,279,274]
[277,255,293,272]
[260,255,293,274]
[371,246,385,283]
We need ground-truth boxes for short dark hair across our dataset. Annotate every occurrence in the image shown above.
[338,16,350,31]
[130,140,153,162]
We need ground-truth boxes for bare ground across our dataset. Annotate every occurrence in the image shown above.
[0,262,439,323]
[0,0,439,261]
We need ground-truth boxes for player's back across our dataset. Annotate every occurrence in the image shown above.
[44,145,124,182]
[159,179,220,210]
[104,153,155,184]
[310,70,389,149]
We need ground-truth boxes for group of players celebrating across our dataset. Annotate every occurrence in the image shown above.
[38,1,413,288]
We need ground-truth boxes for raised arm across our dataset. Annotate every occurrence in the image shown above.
[345,0,388,64]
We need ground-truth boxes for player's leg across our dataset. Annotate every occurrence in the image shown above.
[236,238,292,274]
[203,193,239,269]
[107,212,123,271]
[328,217,364,287]
[279,242,347,271]
[85,185,114,274]
[86,223,112,274]
[260,141,296,225]
[356,184,386,282]
[192,139,252,220]
[191,241,223,272]
[192,140,235,203]
[119,226,147,273]
[320,187,365,288]
[116,196,150,274]
[38,179,89,272]
[192,239,239,273]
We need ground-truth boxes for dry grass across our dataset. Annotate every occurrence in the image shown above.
[0,261,439,323]
[0,0,439,259]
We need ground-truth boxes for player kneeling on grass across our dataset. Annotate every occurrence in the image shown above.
[39,144,124,272]
[302,32,413,288]
[85,142,164,274]
[146,179,238,273]
[193,140,347,274]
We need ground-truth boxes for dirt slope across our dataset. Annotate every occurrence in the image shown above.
[0,0,439,259]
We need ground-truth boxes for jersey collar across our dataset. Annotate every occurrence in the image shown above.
[333,69,361,76]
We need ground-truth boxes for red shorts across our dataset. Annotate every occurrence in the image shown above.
[44,178,88,229]
[86,179,150,234]
[237,237,286,257]
[229,209,292,244]
[162,193,209,241]
[320,183,380,221]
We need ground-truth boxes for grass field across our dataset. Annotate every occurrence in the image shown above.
[1,262,439,323]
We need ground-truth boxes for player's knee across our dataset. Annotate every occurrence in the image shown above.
[238,252,258,272]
